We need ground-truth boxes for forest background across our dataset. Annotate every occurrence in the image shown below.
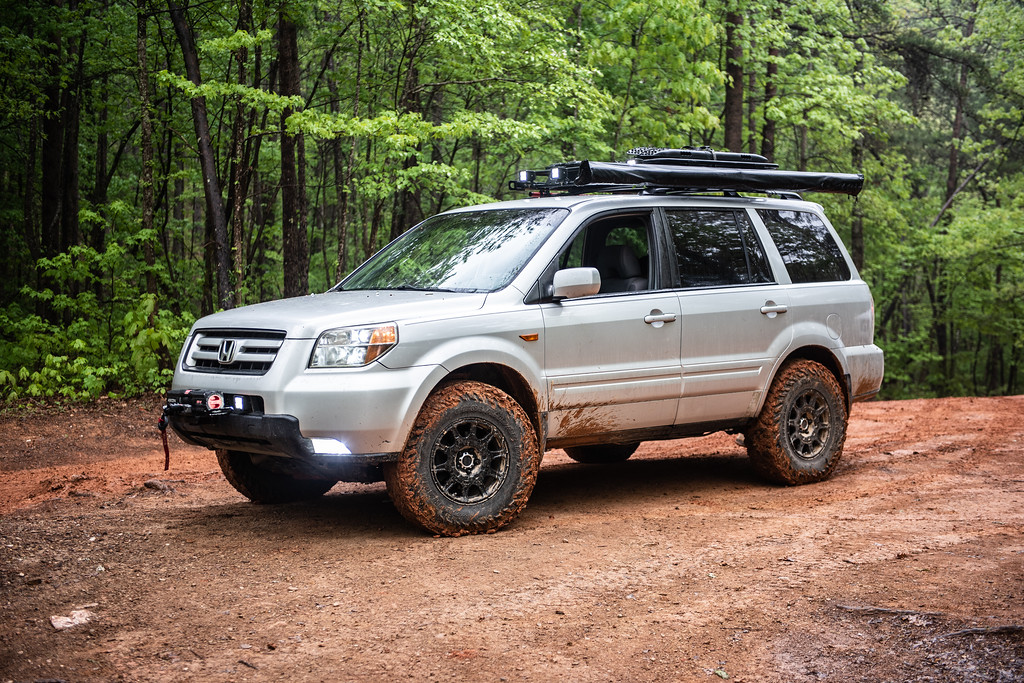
[0,0,1022,403]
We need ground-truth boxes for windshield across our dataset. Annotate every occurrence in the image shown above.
[336,208,567,293]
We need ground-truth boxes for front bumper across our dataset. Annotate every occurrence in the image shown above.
[164,389,397,482]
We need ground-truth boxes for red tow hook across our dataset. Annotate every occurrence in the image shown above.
[157,411,171,471]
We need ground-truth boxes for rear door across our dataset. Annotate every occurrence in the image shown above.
[666,208,793,424]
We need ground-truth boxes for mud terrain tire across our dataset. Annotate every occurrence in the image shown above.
[384,381,540,536]
[564,443,640,464]
[745,360,847,485]
[216,450,337,503]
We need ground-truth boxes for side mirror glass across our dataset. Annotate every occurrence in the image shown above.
[552,267,601,300]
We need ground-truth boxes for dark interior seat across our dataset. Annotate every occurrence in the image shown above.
[596,245,648,292]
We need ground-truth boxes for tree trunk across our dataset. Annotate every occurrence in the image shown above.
[91,73,108,253]
[747,69,756,154]
[279,9,309,297]
[328,72,347,282]
[137,9,157,296]
[62,14,85,254]
[723,10,744,152]
[228,0,253,306]
[24,118,39,265]
[850,142,865,270]
[390,9,427,239]
[760,38,779,161]
[945,10,975,202]
[172,156,185,264]
[924,261,951,394]
[168,0,233,309]
[985,264,1004,394]
[335,10,364,282]
[40,12,72,264]
[797,125,808,171]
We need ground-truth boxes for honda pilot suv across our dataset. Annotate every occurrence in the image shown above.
[165,148,883,536]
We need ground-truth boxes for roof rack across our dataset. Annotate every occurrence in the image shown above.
[510,147,864,197]
[626,146,778,169]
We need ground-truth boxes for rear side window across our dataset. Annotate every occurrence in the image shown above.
[666,209,773,288]
[757,210,851,283]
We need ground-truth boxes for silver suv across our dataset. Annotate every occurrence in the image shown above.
[165,150,883,536]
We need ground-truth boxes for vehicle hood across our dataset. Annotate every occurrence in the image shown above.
[189,291,489,339]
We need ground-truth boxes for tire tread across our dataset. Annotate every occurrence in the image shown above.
[745,360,847,485]
[384,381,539,536]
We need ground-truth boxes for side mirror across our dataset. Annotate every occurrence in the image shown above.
[552,267,601,300]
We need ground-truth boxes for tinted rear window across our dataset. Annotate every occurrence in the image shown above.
[667,209,773,288]
[757,210,851,283]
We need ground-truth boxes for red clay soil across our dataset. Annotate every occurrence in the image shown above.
[1,395,1022,682]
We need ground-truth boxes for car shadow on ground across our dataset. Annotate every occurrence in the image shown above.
[162,450,762,542]
[530,451,758,506]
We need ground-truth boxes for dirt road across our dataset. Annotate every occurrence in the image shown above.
[2,395,1023,681]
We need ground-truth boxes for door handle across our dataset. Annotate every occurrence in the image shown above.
[760,301,788,315]
[644,312,677,324]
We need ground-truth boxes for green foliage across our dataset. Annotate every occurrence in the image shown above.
[1,0,1023,402]
[0,242,194,402]
[582,0,724,147]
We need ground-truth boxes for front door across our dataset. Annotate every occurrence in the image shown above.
[540,212,682,443]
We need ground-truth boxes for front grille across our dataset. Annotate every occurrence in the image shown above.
[185,329,286,375]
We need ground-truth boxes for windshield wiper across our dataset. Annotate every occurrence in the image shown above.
[390,284,466,293]
[333,284,469,293]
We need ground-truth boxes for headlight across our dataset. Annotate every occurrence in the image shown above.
[309,323,398,368]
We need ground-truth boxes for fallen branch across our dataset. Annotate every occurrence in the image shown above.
[836,604,944,617]
[935,625,1024,639]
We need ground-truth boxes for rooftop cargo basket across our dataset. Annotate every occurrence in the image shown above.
[510,147,864,197]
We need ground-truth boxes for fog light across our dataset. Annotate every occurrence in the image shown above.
[311,438,351,455]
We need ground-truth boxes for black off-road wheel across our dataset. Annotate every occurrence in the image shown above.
[745,359,848,485]
[564,442,640,464]
[384,381,540,536]
[216,450,337,503]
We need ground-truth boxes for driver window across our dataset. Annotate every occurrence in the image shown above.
[563,215,652,294]
[559,232,585,270]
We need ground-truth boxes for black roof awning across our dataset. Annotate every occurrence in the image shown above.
[580,161,864,196]
[511,154,865,197]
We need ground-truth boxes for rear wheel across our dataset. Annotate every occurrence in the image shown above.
[745,359,847,485]
[564,442,640,464]
[216,450,336,503]
[384,381,540,536]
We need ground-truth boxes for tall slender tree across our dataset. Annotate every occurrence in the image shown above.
[167,0,232,310]
[278,5,308,297]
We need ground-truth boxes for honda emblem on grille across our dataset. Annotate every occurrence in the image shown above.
[217,339,237,364]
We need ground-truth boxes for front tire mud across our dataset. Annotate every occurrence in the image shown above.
[216,450,336,503]
[384,381,540,536]
[745,359,848,485]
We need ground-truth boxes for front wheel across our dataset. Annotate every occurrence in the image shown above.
[745,360,848,485]
[216,450,337,503]
[384,381,540,536]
